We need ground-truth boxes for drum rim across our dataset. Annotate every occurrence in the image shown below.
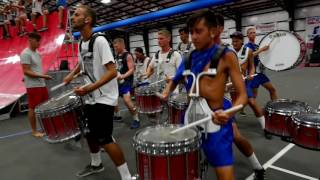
[292,112,320,127]
[35,96,82,118]
[265,99,311,115]
[258,30,303,72]
[132,124,201,155]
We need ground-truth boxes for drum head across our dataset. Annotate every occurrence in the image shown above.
[136,125,196,144]
[293,112,320,127]
[169,93,188,109]
[265,99,310,115]
[36,93,81,117]
[133,124,200,155]
[259,30,301,71]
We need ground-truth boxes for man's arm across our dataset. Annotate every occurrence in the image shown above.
[63,63,80,84]
[252,45,269,57]
[227,52,248,111]
[119,54,134,79]
[247,49,255,79]
[21,64,52,79]
[75,62,117,96]
[144,58,154,78]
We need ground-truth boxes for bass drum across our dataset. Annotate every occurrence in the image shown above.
[259,30,306,71]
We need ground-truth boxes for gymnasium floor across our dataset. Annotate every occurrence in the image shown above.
[0,67,319,180]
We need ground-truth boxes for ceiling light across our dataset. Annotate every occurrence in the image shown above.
[101,0,111,4]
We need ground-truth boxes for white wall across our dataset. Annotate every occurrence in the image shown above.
[128,4,320,55]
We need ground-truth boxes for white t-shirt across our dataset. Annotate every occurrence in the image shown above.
[32,0,43,14]
[20,48,46,88]
[149,50,182,80]
[78,36,118,106]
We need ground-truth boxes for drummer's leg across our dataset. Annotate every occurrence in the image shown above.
[123,92,140,129]
[202,125,235,180]
[214,166,235,180]
[232,123,264,172]
[262,82,278,100]
[27,87,48,137]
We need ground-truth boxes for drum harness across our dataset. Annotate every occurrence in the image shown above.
[79,33,107,98]
[181,45,227,138]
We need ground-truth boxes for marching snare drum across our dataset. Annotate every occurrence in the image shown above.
[259,30,305,71]
[135,85,163,114]
[133,124,201,180]
[35,92,83,143]
[290,112,320,150]
[264,99,311,137]
[168,93,188,124]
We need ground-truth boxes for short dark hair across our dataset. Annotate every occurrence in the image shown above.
[134,47,144,54]
[179,27,189,34]
[230,31,244,40]
[79,5,96,27]
[28,32,41,41]
[187,10,218,30]
[215,13,224,27]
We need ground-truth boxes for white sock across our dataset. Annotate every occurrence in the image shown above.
[117,163,131,180]
[90,152,102,166]
[248,153,263,170]
[133,113,139,121]
[257,116,265,129]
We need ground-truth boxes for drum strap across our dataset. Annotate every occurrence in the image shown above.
[155,49,175,60]
[183,45,226,72]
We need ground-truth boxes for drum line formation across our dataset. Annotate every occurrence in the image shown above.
[33,28,320,180]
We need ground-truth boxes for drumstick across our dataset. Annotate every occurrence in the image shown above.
[55,84,89,101]
[50,73,81,92]
[148,76,174,86]
[170,104,243,134]
[226,74,257,87]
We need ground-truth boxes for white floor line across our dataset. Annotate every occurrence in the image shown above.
[269,165,318,180]
[245,143,295,180]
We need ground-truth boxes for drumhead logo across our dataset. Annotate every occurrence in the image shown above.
[275,63,284,67]
[269,32,286,39]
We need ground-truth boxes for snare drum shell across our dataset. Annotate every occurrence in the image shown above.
[40,111,80,142]
[264,99,311,137]
[290,114,320,150]
[133,125,201,180]
[35,95,83,143]
[265,111,292,137]
[137,150,199,180]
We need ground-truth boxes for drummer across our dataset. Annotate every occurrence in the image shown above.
[176,26,194,56]
[230,32,268,134]
[245,27,278,100]
[64,5,132,179]
[143,29,182,92]
[215,15,265,179]
[113,38,140,129]
[20,32,52,137]
[161,11,247,180]
[133,47,150,87]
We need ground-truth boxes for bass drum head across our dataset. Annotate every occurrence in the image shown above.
[259,30,302,71]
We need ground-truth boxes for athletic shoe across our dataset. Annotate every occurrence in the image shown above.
[76,163,104,177]
[130,120,140,129]
[253,168,266,180]
[113,116,123,122]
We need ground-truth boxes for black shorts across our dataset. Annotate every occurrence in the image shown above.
[84,103,114,145]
